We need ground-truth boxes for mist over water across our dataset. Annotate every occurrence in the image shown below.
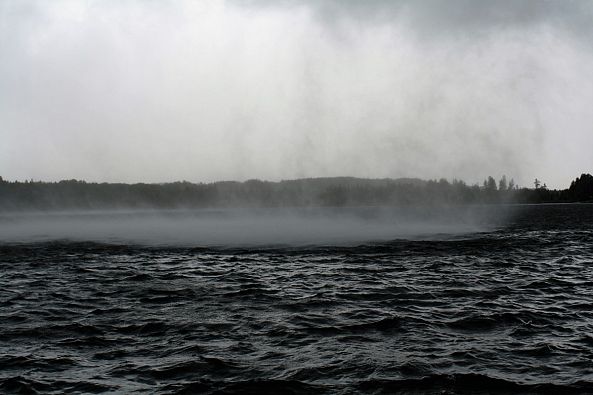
[0,206,506,246]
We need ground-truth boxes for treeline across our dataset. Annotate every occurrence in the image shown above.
[515,173,593,203]
[0,174,591,211]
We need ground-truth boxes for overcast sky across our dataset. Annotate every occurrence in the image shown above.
[1,0,592,188]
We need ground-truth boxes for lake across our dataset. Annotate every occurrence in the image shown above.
[1,204,592,394]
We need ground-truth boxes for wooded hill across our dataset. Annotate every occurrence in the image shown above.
[0,174,591,211]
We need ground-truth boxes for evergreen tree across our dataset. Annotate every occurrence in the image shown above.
[498,175,507,191]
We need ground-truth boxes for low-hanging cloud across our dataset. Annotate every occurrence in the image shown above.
[0,206,506,246]
[1,0,592,188]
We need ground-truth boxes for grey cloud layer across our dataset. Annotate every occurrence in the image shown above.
[238,0,593,35]
[1,0,592,187]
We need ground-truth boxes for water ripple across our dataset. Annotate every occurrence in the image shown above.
[1,205,593,393]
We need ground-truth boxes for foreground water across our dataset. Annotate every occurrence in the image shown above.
[1,204,592,394]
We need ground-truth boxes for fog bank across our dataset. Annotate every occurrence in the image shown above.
[0,207,506,246]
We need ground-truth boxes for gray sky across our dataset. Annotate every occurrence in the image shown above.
[1,0,592,188]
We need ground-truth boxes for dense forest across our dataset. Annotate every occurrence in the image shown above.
[0,174,591,212]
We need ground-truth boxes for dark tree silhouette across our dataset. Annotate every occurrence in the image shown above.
[0,173,590,211]
[485,176,497,191]
[498,175,507,191]
[569,173,593,201]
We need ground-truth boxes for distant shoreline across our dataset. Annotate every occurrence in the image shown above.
[1,175,591,211]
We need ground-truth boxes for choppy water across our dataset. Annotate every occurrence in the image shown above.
[1,204,593,394]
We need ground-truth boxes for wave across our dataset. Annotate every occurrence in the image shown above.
[356,374,592,394]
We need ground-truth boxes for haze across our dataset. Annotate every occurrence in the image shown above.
[0,207,501,246]
[2,0,592,188]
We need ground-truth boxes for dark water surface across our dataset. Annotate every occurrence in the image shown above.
[1,204,593,394]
